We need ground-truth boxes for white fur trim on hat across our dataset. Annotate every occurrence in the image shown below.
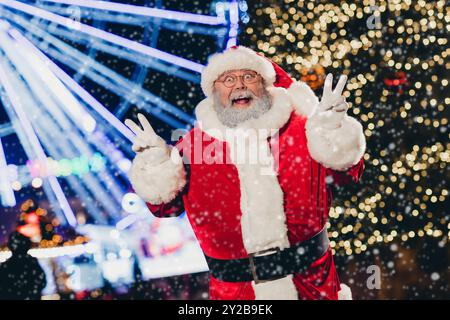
[200,46,276,97]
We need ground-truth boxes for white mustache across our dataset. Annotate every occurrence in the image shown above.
[229,90,255,102]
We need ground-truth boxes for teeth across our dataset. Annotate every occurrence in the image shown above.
[230,93,252,104]
[233,98,250,103]
[233,94,251,99]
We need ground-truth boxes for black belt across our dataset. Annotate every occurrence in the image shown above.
[204,226,330,283]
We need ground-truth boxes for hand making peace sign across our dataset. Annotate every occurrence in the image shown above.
[124,113,167,153]
[313,73,350,129]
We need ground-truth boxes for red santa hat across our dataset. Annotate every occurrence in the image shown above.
[200,45,318,117]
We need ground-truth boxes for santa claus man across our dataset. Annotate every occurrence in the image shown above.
[125,46,366,300]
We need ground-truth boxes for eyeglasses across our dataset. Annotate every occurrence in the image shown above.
[215,71,260,88]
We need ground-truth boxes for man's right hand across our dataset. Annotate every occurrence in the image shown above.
[125,113,170,164]
[125,113,167,152]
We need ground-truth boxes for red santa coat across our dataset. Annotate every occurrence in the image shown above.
[129,81,366,300]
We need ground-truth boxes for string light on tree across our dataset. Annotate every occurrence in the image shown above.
[244,0,448,259]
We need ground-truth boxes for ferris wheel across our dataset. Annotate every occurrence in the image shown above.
[0,0,248,227]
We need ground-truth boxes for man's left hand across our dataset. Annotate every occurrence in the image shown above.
[311,73,349,130]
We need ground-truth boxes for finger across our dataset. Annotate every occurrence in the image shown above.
[333,75,347,96]
[331,95,346,107]
[132,144,142,152]
[132,137,151,152]
[333,101,349,112]
[124,119,144,136]
[322,73,333,98]
[319,95,345,113]
[135,136,150,149]
[137,113,156,137]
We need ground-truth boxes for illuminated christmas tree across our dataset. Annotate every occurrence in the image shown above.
[242,0,448,298]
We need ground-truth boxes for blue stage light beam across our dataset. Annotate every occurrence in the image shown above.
[0,31,124,215]
[1,8,200,83]
[5,20,151,161]
[0,86,68,224]
[0,56,77,227]
[0,122,14,138]
[34,2,228,37]
[0,0,205,73]
[38,0,226,25]
[30,4,227,36]
[5,20,170,168]
[0,28,126,220]
[226,0,239,48]
[6,26,135,142]
[0,51,121,223]
[114,0,161,122]
[0,137,16,207]
[3,13,195,127]
[25,124,109,224]
[39,44,188,129]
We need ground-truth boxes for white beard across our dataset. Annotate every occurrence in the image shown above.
[212,89,272,128]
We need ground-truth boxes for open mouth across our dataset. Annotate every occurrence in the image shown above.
[231,97,252,106]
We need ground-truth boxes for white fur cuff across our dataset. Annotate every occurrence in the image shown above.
[305,115,366,171]
[128,147,187,205]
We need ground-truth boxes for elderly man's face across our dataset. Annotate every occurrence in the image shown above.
[213,69,265,109]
